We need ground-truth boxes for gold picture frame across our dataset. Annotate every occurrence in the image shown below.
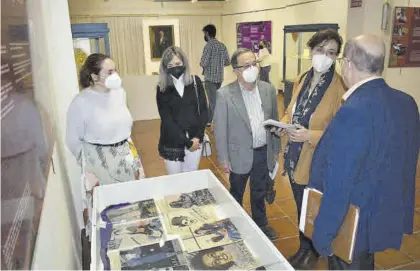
[149,25,175,61]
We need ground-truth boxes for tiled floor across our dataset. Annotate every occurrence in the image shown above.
[131,96,420,270]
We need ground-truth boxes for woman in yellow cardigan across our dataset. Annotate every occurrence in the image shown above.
[278,30,346,270]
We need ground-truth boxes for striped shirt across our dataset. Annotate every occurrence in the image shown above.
[200,39,230,83]
[240,84,267,148]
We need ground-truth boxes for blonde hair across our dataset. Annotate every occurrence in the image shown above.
[158,46,193,91]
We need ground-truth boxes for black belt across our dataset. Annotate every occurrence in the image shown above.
[253,145,267,151]
[88,139,128,147]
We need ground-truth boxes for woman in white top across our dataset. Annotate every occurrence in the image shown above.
[66,54,145,228]
[258,40,272,83]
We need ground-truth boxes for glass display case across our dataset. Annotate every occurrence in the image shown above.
[90,170,294,270]
[282,24,339,109]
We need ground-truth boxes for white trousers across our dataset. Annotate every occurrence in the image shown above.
[165,147,202,175]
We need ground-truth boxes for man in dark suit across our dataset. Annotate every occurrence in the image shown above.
[308,34,420,269]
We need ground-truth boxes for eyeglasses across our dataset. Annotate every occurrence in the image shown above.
[235,61,259,70]
[314,46,338,58]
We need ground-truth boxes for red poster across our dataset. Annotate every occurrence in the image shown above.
[389,7,420,68]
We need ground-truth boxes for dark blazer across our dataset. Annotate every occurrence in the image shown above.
[308,79,420,256]
[156,75,208,161]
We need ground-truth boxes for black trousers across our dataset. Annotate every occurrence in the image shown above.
[288,173,317,252]
[229,145,269,227]
[328,251,374,270]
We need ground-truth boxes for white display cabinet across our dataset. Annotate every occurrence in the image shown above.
[91,169,294,270]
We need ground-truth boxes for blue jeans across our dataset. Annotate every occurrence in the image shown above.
[229,145,269,227]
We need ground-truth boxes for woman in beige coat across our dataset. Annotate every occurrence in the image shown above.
[277,29,346,270]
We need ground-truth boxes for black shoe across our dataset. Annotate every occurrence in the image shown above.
[291,249,319,270]
[260,225,278,241]
[288,248,308,268]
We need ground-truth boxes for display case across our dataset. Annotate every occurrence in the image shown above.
[91,170,294,270]
[282,24,339,109]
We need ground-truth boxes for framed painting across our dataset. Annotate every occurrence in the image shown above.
[149,25,175,60]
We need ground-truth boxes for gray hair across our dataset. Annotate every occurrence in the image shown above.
[231,48,254,69]
[343,40,385,75]
[158,46,193,91]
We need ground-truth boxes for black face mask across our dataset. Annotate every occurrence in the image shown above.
[204,35,209,42]
[259,45,264,49]
[168,66,185,79]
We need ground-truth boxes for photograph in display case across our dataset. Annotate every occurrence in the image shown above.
[183,218,242,253]
[106,199,158,224]
[185,242,259,270]
[163,206,218,238]
[162,188,216,212]
[107,217,164,251]
[115,240,188,270]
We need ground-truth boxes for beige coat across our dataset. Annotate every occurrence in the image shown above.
[281,72,346,185]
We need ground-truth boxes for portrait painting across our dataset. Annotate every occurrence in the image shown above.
[149,25,174,60]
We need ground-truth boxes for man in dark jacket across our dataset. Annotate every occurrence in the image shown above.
[308,34,420,269]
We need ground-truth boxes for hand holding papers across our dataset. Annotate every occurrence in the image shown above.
[262,119,297,135]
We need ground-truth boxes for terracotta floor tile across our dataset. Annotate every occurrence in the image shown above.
[375,263,384,270]
[274,178,294,202]
[276,198,298,218]
[266,203,287,220]
[414,210,420,233]
[314,256,328,270]
[274,236,299,259]
[375,249,414,270]
[289,215,299,228]
[401,232,420,260]
[415,190,420,209]
[393,261,420,270]
[269,217,299,240]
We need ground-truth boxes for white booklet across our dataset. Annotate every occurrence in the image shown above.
[262,119,297,131]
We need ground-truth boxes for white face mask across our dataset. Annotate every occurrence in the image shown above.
[104,73,122,90]
[242,65,259,83]
[312,54,334,73]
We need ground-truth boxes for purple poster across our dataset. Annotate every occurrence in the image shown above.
[236,21,272,53]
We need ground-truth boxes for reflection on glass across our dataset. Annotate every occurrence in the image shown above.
[1,0,51,269]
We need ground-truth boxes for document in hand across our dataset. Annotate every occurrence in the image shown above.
[299,188,360,264]
[262,119,296,132]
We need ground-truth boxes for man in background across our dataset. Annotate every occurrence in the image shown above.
[214,48,280,241]
[308,34,420,269]
[201,24,230,126]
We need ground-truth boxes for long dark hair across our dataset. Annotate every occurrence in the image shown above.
[79,53,110,88]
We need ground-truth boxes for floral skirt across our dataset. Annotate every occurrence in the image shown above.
[81,138,145,238]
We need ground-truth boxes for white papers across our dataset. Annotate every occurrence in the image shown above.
[262,119,296,131]
[269,162,279,180]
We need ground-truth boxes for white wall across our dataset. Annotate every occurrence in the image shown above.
[221,0,349,89]
[346,0,420,107]
[124,75,160,120]
[27,0,82,268]
[31,147,80,270]
[68,0,223,16]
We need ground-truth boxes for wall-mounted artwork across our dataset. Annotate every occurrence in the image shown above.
[236,21,272,53]
[149,25,175,60]
[389,7,420,68]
